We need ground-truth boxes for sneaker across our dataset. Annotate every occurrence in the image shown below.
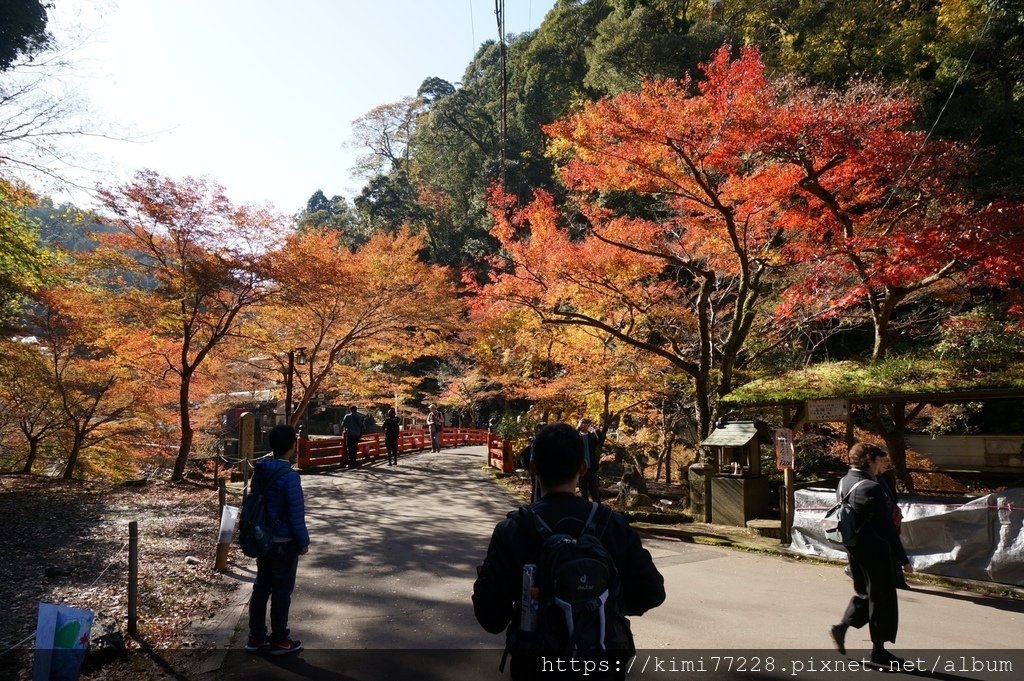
[244,636,266,653]
[268,638,303,656]
[829,625,846,655]
[869,648,904,669]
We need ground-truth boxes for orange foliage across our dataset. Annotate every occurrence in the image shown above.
[239,228,459,425]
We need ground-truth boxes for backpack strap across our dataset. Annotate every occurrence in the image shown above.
[526,501,610,540]
[836,479,869,503]
[251,464,292,497]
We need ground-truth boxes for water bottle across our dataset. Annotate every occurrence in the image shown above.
[520,564,538,632]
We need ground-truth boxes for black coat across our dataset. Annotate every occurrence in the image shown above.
[838,469,908,566]
[472,492,665,637]
[837,468,909,645]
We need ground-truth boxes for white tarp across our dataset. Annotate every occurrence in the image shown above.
[791,487,1024,586]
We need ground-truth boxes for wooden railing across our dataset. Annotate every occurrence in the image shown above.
[296,427,511,470]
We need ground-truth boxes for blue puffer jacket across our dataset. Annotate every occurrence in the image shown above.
[253,457,309,546]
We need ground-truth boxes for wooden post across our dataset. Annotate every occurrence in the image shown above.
[778,485,787,544]
[218,478,226,517]
[128,521,138,638]
[784,467,796,544]
[240,412,255,504]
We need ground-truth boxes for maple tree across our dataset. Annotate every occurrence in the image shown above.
[480,48,800,441]
[24,280,160,479]
[238,228,457,428]
[95,171,282,481]
[479,46,1024,447]
[766,80,1024,360]
[0,338,63,473]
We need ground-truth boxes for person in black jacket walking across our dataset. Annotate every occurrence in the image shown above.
[382,408,401,465]
[830,442,913,667]
[473,422,665,679]
[246,425,309,656]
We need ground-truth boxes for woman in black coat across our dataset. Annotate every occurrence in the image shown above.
[830,443,913,667]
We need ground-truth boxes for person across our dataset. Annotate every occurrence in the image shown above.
[515,423,545,503]
[577,417,605,504]
[246,424,309,656]
[382,407,401,466]
[473,422,665,680]
[427,404,443,453]
[829,442,913,667]
[878,468,910,590]
[342,405,363,468]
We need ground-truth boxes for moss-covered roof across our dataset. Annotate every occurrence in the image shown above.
[721,359,1024,407]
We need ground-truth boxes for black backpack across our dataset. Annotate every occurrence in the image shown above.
[238,465,290,558]
[823,479,869,547]
[502,503,633,674]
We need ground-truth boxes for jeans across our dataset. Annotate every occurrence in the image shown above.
[385,435,399,464]
[248,542,300,643]
[430,430,441,452]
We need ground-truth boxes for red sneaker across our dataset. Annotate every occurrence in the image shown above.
[244,636,266,653]
[268,638,303,656]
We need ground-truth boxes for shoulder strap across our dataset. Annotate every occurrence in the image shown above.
[837,479,869,503]
[256,465,291,493]
[525,505,553,538]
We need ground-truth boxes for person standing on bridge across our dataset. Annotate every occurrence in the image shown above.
[246,424,308,656]
[427,404,444,453]
[577,417,605,504]
[830,442,913,667]
[383,407,401,465]
[473,422,665,680]
[342,405,364,468]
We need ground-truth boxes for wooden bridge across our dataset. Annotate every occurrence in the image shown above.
[296,426,517,472]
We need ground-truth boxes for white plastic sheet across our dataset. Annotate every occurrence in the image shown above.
[791,487,1024,586]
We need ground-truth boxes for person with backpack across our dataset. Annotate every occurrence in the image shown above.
[246,425,309,656]
[473,422,665,680]
[829,442,912,668]
[342,405,364,468]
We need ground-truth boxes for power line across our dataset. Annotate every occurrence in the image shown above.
[469,0,476,58]
[495,0,508,189]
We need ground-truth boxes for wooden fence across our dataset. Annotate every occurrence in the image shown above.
[297,427,515,472]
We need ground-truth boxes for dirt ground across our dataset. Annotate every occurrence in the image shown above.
[0,473,243,680]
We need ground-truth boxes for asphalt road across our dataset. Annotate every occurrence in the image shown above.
[215,446,1023,681]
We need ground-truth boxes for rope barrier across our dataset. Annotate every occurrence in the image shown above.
[0,633,35,658]
[0,536,130,659]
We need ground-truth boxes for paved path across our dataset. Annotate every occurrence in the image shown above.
[216,446,1024,681]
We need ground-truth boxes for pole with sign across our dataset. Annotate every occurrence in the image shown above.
[775,428,796,544]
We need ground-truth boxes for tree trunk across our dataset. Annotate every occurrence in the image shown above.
[62,432,84,479]
[22,438,39,474]
[870,402,913,492]
[172,374,193,482]
[872,325,890,362]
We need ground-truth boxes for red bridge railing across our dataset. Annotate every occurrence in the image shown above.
[296,427,514,472]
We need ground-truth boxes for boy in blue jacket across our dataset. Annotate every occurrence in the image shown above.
[246,425,310,655]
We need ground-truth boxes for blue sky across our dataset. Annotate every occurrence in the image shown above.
[46,0,555,215]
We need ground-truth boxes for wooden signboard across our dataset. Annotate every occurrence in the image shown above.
[806,399,849,423]
[774,428,795,469]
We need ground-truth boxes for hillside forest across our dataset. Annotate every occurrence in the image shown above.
[2,0,1024,490]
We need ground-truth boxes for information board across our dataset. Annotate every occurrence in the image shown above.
[774,428,795,469]
[806,399,849,423]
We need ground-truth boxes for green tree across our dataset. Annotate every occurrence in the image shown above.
[584,0,733,95]
[0,0,50,70]
[297,190,366,251]
[0,179,56,329]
